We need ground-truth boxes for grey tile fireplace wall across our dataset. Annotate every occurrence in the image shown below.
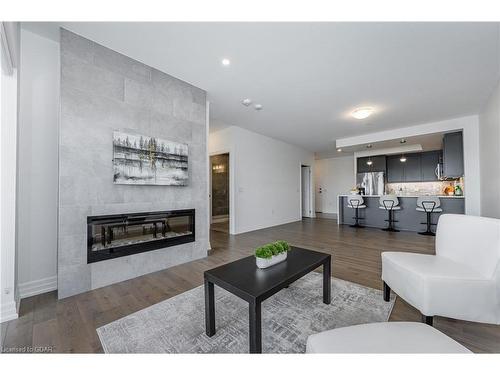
[58,29,208,299]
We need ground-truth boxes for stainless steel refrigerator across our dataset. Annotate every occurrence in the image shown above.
[356,172,385,196]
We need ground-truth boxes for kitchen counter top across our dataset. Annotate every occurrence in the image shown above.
[337,195,465,231]
[338,194,465,199]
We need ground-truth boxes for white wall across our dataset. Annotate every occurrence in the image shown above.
[336,115,481,216]
[209,126,315,235]
[16,28,59,298]
[314,156,354,215]
[1,22,20,323]
[479,78,500,218]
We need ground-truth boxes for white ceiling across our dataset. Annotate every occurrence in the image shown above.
[25,22,499,152]
[316,132,446,159]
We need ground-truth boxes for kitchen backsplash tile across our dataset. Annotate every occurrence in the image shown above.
[386,180,464,196]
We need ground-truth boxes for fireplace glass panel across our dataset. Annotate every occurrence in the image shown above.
[87,209,195,263]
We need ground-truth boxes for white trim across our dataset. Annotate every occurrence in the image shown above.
[316,212,338,220]
[300,164,314,218]
[0,300,18,323]
[1,32,19,324]
[233,217,301,235]
[210,148,235,234]
[18,276,57,299]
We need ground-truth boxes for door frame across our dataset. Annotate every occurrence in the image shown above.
[300,164,314,218]
[209,150,234,234]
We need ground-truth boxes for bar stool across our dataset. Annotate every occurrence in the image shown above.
[347,195,366,228]
[379,195,401,232]
[416,196,442,236]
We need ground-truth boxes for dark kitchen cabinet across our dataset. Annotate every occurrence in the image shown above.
[386,151,442,182]
[403,153,422,181]
[357,156,386,173]
[421,151,442,181]
[357,157,369,173]
[386,156,405,182]
[443,132,464,178]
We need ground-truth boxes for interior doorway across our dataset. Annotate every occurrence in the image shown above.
[210,153,230,233]
[301,165,313,218]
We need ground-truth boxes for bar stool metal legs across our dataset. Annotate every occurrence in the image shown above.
[417,199,440,236]
[350,204,365,228]
[382,209,400,232]
[348,196,365,228]
[419,211,436,236]
[380,198,400,232]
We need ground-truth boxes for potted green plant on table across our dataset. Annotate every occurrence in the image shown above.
[255,240,291,269]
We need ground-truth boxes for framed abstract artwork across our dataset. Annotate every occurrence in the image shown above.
[113,131,188,186]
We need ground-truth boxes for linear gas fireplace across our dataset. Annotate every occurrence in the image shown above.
[87,209,195,263]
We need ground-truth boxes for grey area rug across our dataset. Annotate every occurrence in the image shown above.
[97,273,395,353]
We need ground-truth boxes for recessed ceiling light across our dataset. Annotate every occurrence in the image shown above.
[337,148,342,152]
[242,98,252,106]
[221,58,231,66]
[254,104,263,110]
[352,107,374,120]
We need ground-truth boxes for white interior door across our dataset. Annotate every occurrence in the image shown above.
[301,166,311,217]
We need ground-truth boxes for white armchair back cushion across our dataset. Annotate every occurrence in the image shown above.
[436,214,500,279]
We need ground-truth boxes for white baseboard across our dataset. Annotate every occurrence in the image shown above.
[0,300,18,323]
[315,211,338,220]
[18,276,57,299]
[234,218,302,235]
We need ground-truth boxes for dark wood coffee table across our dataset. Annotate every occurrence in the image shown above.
[204,246,331,353]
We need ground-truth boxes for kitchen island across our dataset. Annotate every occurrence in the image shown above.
[337,195,465,231]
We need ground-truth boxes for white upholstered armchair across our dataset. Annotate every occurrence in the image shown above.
[382,214,500,325]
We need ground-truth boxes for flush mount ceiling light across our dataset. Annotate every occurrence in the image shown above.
[366,144,372,149]
[221,58,231,66]
[400,155,407,163]
[337,148,342,152]
[242,98,252,106]
[400,139,407,144]
[351,107,374,120]
[254,104,263,110]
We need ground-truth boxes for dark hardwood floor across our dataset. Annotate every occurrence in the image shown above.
[2,217,500,353]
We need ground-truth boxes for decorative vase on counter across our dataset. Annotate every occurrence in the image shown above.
[255,240,291,269]
[444,183,455,196]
